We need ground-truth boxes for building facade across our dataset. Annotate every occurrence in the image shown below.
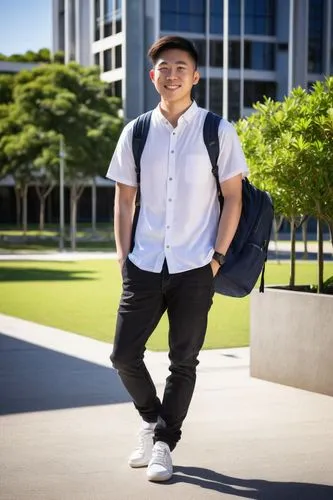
[53,0,333,123]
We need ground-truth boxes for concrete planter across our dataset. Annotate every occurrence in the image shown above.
[250,287,333,396]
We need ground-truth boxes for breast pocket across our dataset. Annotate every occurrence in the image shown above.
[184,154,212,185]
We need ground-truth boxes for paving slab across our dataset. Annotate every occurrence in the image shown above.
[1,313,333,500]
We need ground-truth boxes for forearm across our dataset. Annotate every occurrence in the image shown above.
[215,196,242,255]
[114,198,135,264]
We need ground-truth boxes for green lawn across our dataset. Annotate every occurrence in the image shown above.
[0,260,332,350]
[0,223,115,252]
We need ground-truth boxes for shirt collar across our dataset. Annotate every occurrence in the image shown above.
[154,100,199,127]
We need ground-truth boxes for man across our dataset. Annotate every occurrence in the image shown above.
[106,35,248,482]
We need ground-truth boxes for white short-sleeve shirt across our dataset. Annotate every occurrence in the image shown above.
[106,101,249,274]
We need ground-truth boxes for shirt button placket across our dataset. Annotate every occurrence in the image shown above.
[165,131,177,253]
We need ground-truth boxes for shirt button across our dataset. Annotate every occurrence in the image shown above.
[166,225,170,229]
[166,245,170,249]
[168,198,172,202]
[172,132,176,135]
[171,150,174,154]
[169,177,173,181]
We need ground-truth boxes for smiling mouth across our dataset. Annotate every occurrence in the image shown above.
[164,85,181,90]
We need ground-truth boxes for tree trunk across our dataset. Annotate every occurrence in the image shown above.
[22,185,28,235]
[39,199,45,232]
[302,218,308,259]
[289,218,296,287]
[35,184,54,233]
[317,219,324,294]
[47,194,52,225]
[70,183,85,251]
[14,187,21,227]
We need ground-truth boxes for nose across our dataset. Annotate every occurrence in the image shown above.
[166,67,177,80]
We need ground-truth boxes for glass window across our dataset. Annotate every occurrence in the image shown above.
[115,45,122,68]
[104,22,112,37]
[115,80,122,99]
[94,53,100,67]
[104,0,113,19]
[245,0,275,36]
[190,39,206,66]
[210,41,240,69]
[94,0,100,40]
[116,18,122,33]
[210,40,223,67]
[244,42,275,70]
[192,78,206,108]
[161,0,205,33]
[103,49,112,72]
[308,0,324,73]
[228,80,240,121]
[107,81,122,99]
[210,0,240,35]
[209,78,223,115]
[230,0,241,36]
[210,0,222,34]
[244,81,276,107]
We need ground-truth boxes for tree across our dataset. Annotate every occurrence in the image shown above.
[236,78,333,292]
[4,62,122,246]
[0,48,51,63]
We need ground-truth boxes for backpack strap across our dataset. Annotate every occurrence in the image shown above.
[203,111,224,213]
[130,110,153,251]
[132,110,153,186]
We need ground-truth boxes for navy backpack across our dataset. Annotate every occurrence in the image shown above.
[131,110,274,298]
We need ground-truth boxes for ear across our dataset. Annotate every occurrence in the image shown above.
[149,69,155,82]
[193,70,200,86]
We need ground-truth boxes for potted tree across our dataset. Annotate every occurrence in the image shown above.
[236,78,333,396]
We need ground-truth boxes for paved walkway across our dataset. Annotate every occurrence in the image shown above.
[1,313,333,499]
[0,239,332,261]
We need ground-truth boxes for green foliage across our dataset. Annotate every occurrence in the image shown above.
[0,74,14,104]
[236,78,333,227]
[236,77,333,289]
[0,48,51,63]
[0,62,122,182]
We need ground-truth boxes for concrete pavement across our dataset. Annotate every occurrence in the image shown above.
[1,313,333,499]
[0,239,332,261]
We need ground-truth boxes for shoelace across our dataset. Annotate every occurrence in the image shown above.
[152,446,169,466]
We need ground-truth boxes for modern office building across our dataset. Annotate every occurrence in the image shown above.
[53,0,333,123]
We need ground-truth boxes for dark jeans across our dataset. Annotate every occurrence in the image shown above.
[110,258,214,451]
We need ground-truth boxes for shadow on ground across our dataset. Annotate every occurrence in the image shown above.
[172,466,333,499]
[0,333,131,415]
[0,266,96,282]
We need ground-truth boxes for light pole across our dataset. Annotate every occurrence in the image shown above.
[59,136,65,251]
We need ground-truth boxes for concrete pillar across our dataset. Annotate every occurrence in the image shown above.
[291,0,309,89]
[124,0,145,122]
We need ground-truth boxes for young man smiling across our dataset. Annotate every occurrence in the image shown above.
[106,36,248,482]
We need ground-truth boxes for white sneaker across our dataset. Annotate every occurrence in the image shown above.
[147,441,173,482]
[128,421,156,468]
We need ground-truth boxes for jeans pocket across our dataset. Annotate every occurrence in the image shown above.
[206,262,214,280]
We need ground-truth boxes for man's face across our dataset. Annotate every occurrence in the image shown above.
[150,48,200,104]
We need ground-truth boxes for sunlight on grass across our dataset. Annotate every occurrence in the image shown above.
[0,260,332,350]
